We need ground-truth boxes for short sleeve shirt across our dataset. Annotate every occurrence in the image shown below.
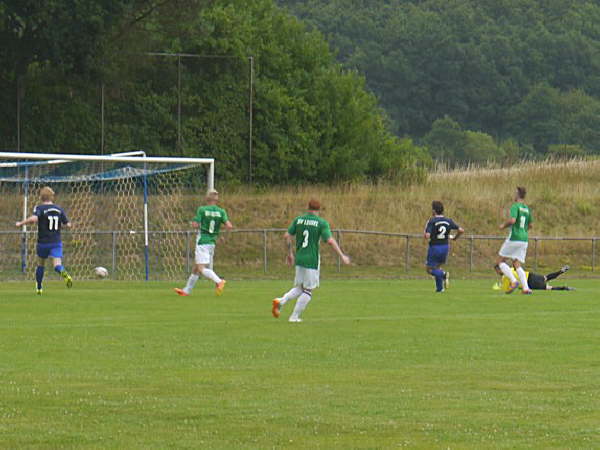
[425,216,460,246]
[508,202,532,242]
[193,205,229,245]
[34,204,69,244]
[288,213,333,269]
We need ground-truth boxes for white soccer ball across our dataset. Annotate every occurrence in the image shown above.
[94,266,109,278]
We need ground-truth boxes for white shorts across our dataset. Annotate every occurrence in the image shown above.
[499,240,528,263]
[294,266,320,290]
[195,244,215,266]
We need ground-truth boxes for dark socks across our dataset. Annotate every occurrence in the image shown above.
[35,266,45,289]
[54,264,64,274]
[545,270,562,281]
[431,268,445,291]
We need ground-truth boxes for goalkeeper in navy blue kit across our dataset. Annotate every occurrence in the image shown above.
[424,201,464,292]
[15,186,73,294]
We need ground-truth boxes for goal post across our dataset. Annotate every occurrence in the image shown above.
[0,151,215,281]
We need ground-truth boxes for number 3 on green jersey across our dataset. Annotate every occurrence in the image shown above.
[288,213,333,269]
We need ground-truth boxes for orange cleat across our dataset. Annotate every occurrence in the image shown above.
[174,288,189,296]
[216,280,226,296]
[272,299,281,318]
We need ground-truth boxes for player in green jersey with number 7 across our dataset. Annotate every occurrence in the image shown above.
[496,186,533,294]
[174,189,233,297]
[272,199,350,323]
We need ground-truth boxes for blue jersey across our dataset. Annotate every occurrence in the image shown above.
[33,204,69,244]
[425,216,459,246]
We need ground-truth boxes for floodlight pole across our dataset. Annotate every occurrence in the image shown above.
[145,52,253,181]
[248,56,254,183]
[16,77,22,153]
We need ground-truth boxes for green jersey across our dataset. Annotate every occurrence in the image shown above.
[193,205,229,245]
[508,202,532,242]
[288,213,333,270]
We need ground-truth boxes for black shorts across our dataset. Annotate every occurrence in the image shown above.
[528,273,546,290]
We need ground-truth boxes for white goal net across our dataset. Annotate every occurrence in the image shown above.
[0,152,214,281]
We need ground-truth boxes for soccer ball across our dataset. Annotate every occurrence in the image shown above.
[94,266,109,278]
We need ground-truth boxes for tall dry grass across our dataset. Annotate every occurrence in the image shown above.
[221,159,600,238]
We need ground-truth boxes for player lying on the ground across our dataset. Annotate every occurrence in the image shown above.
[493,265,574,291]
[15,186,73,294]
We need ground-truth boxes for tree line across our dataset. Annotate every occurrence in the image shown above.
[280,0,600,164]
[0,0,428,184]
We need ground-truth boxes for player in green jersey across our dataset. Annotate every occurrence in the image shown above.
[272,199,350,322]
[496,186,533,294]
[175,189,233,297]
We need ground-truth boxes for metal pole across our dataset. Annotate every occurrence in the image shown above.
[186,230,191,274]
[592,238,596,272]
[101,83,105,155]
[143,162,150,281]
[177,55,182,149]
[336,230,342,273]
[405,235,410,272]
[263,230,268,274]
[469,236,474,272]
[20,167,29,273]
[16,77,21,152]
[248,56,254,183]
[111,231,117,275]
[533,238,538,271]
[208,161,215,191]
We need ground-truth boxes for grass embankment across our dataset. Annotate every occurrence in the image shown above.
[216,159,600,275]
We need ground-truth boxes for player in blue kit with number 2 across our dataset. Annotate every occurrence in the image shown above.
[424,201,464,292]
[15,186,73,294]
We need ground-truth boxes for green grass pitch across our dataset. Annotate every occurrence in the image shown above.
[1,278,599,448]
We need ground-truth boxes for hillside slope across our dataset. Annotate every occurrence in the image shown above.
[223,159,600,238]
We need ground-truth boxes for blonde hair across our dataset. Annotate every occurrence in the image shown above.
[206,189,219,202]
[40,186,55,202]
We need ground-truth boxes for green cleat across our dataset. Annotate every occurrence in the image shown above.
[36,289,43,295]
[61,270,73,288]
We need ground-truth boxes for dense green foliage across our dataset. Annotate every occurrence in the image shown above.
[280,0,600,163]
[0,0,428,183]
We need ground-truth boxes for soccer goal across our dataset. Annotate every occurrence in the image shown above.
[0,151,215,281]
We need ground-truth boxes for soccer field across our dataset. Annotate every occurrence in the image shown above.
[1,279,599,448]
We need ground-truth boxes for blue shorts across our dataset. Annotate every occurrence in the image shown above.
[37,242,63,259]
[426,244,448,267]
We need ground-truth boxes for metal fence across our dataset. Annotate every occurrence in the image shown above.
[1,229,598,281]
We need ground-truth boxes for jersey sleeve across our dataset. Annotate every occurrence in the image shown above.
[60,209,69,224]
[450,218,459,230]
[287,218,297,235]
[320,220,333,242]
[33,205,41,217]
[509,203,519,219]
[193,206,204,222]
[221,208,229,223]
[424,219,433,234]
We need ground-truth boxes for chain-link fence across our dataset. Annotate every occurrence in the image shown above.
[1,229,598,281]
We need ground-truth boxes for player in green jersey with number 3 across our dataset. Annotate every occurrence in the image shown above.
[175,189,233,297]
[496,186,533,294]
[272,199,350,323]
